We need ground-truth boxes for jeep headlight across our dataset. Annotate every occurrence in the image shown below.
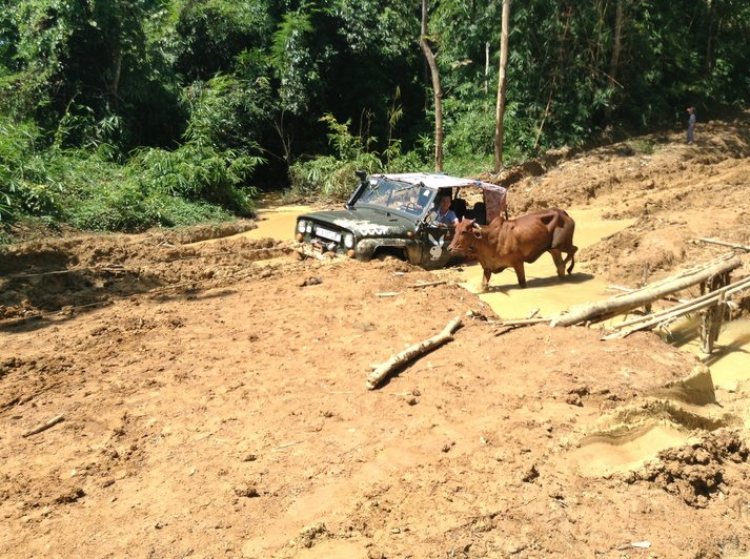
[305,222,313,233]
[296,219,306,234]
[343,233,355,249]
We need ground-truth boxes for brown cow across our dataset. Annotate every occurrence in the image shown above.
[447,208,577,290]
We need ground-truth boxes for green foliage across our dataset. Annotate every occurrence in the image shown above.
[170,0,273,82]
[182,74,273,152]
[628,139,655,155]
[68,182,233,232]
[0,117,62,221]
[0,112,259,231]
[270,9,320,115]
[289,113,383,200]
[132,143,261,214]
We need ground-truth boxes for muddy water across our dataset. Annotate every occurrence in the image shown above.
[668,316,750,391]
[242,205,314,241]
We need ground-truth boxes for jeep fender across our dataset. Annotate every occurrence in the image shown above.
[355,238,421,264]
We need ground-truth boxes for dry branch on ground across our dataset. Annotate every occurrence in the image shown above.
[366,316,462,390]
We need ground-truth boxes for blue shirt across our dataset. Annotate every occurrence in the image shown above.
[435,208,457,226]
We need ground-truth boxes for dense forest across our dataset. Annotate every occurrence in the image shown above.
[1,0,749,233]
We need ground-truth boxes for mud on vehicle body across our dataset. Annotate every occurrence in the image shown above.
[294,172,507,269]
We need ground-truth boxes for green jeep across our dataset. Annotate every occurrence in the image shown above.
[294,172,507,269]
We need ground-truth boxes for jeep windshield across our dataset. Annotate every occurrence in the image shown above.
[354,178,434,218]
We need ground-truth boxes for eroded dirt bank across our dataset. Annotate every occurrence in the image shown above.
[2,112,750,558]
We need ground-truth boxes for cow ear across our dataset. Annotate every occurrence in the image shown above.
[472,227,482,240]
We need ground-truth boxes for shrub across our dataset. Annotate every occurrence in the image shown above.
[289,114,384,201]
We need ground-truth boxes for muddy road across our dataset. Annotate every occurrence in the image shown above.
[1,114,750,558]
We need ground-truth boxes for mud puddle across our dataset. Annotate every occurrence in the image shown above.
[570,424,691,477]
[243,205,313,241]
[667,316,750,392]
[189,205,313,248]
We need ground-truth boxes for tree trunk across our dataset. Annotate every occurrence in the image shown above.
[420,0,443,172]
[706,0,713,77]
[494,0,511,173]
[608,0,623,86]
[603,0,623,122]
[484,42,490,94]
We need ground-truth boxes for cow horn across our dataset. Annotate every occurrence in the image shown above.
[471,221,481,230]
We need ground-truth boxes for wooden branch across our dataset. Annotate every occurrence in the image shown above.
[698,238,750,252]
[609,275,750,331]
[497,317,550,327]
[607,285,634,293]
[366,316,462,390]
[492,316,550,336]
[22,414,64,438]
[408,280,447,288]
[603,274,750,340]
[612,253,737,299]
[603,297,726,340]
[375,292,401,298]
[551,254,741,327]
[9,265,126,279]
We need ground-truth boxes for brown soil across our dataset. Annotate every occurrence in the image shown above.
[2,112,750,558]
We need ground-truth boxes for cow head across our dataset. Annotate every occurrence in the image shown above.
[447,217,482,255]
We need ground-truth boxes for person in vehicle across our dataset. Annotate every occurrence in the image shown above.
[433,193,459,227]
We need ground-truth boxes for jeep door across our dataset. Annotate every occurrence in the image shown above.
[419,224,455,269]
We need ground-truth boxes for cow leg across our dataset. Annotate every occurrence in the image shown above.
[480,268,493,292]
[513,262,527,288]
[549,248,565,279]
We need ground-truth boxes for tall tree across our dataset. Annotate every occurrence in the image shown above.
[493,0,510,172]
[419,0,443,172]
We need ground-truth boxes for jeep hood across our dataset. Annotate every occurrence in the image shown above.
[301,207,418,237]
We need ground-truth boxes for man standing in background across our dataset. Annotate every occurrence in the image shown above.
[686,106,697,144]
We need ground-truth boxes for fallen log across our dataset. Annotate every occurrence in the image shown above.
[602,273,750,342]
[366,316,462,390]
[611,253,736,299]
[551,254,741,327]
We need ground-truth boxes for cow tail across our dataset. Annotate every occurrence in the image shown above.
[549,212,565,249]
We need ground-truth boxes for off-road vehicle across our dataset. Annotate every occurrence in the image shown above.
[294,172,507,269]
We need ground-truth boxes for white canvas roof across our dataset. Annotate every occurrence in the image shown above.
[379,172,508,222]
[380,172,505,192]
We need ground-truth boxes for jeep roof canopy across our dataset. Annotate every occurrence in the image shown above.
[374,173,508,223]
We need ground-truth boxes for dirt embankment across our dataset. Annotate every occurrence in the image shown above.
[2,112,750,558]
[489,110,750,289]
